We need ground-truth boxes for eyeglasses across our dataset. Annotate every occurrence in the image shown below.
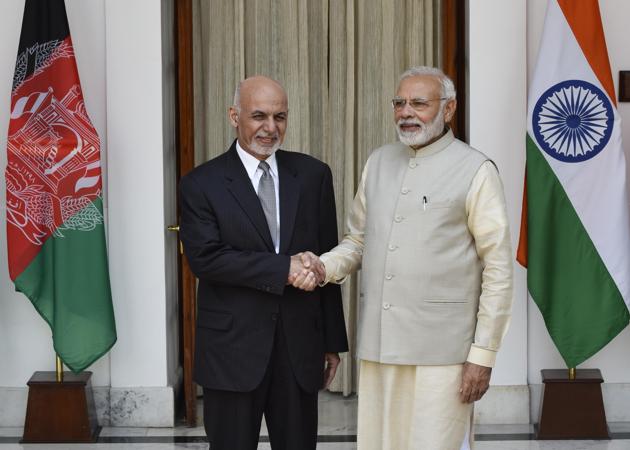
[391,97,447,111]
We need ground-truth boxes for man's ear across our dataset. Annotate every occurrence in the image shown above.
[228,106,239,128]
[443,99,457,123]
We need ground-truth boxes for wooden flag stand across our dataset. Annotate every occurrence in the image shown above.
[536,368,609,439]
[21,357,100,443]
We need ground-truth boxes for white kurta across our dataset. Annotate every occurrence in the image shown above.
[320,131,513,450]
[321,131,513,366]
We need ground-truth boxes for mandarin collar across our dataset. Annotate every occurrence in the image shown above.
[405,128,455,159]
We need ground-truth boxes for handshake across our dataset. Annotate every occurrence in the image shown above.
[287,251,326,291]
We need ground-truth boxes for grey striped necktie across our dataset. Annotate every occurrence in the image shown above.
[257,160,278,248]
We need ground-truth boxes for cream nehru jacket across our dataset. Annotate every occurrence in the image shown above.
[320,129,513,367]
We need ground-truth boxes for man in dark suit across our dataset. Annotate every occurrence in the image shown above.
[179,76,348,450]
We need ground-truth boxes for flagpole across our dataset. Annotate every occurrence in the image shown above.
[56,355,63,382]
[568,367,576,380]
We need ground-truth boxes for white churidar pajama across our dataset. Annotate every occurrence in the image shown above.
[357,360,473,450]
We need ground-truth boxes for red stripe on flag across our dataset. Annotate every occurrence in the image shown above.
[6,36,102,280]
[557,0,616,106]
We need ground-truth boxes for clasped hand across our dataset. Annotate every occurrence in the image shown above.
[287,251,325,291]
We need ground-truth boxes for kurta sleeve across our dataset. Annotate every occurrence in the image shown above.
[319,158,371,284]
[465,161,514,367]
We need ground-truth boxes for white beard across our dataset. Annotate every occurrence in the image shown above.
[249,134,281,158]
[396,107,445,148]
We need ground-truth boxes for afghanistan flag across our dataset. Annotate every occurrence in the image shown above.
[517,0,630,368]
[5,0,116,372]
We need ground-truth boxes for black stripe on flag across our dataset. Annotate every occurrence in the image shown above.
[14,0,71,89]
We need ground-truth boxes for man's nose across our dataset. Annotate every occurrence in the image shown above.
[263,117,277,133]
[399,102,416,118]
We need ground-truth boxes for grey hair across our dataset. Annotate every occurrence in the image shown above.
[233,81,242,112]
[399,66,456,100]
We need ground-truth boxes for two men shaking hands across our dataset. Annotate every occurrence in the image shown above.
[288,252,325,291]
[182,67,513,450]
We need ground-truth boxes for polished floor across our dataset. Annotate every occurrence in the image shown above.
[1,392,629,449]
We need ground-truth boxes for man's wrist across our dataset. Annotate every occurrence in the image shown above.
[319,253,348,285]
[466,346,496,368]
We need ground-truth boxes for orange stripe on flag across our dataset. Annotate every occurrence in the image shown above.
[557,0,616,106]
[516,171,528,268]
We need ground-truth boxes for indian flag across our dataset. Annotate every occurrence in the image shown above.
[517,0,630,368]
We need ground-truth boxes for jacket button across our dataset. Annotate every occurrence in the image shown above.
[401,187,410,194]
[385,274,393,280]
[383,302,391,310]
[409,161,417,168]
[271,313,278,321]
[388,244,397,251]
[394,215,403,223]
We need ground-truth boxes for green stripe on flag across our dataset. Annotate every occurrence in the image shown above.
[14,197,116,372]
[526,134,629,367]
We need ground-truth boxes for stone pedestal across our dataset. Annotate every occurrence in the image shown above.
[22,371,100,443]
[537,369,609,440]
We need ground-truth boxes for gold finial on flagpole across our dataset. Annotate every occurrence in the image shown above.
[568,367,576,380]
[56,355,63,382]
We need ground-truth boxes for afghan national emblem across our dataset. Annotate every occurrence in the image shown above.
[6,40,104,250]
[532,79,613,163]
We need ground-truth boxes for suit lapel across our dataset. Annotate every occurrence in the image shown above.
[223,144,275,251]
[277,151,300,254]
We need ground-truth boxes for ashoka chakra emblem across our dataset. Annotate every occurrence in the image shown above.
[532,80,613,163]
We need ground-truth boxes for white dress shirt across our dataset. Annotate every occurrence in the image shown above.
[235,141,281,253]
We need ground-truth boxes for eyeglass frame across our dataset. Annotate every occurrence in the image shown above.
[391,97,449,112]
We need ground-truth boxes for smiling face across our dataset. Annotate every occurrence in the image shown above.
[229,76,288,160]
[394,75,456,149]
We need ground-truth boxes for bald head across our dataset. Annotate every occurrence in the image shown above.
[233,76,287,112]
[229,76,289,160]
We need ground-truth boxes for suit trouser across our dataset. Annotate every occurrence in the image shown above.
[203,317,318,450]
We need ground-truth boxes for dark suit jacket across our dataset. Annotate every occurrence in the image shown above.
[180,141,348,394]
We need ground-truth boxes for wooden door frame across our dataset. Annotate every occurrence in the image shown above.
[173,0,466,425]
[175,0,197,427]
[442,0,467,142]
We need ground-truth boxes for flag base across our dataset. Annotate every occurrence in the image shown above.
[536,368,609,440]
[21,371,100,443]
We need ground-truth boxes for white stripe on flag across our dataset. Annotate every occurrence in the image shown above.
[527,0,630,305]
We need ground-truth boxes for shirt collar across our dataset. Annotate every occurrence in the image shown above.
[235,140,279,179]
[406,127,455,159]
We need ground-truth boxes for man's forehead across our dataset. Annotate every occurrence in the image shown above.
[241,85,287,111]
[396,75,442,97]
[241,99,288,115]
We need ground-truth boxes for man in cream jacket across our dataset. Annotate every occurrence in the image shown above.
[294,66,513,449]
